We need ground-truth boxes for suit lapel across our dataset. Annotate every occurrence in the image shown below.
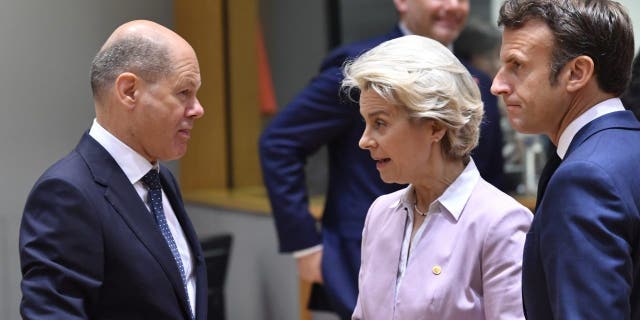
[76,133,192,318]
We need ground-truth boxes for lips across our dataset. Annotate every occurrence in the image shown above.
[178,128,191,139]
[436,19,462,30]
[374,157,391,170]
[505,103,521,110]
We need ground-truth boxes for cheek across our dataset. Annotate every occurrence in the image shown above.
[399,139,428,165]
[459,4,470,17]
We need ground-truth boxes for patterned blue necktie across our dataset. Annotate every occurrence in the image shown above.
[141,169,194,319]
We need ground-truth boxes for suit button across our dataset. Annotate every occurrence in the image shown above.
[432,265,442,275]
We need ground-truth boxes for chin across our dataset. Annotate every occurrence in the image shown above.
[161,151,187,162]
[380,175,398,184]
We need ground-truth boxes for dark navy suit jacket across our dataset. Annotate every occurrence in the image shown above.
[523,110,640,319]
[19,133,208,320]
[259,27,504,318]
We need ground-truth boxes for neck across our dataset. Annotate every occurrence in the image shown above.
[549,86,615,145]
[413,159,465,211]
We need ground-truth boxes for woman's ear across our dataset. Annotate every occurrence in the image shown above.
[430,120,447,143]
[565,55,594,93]
[115,72,139,109]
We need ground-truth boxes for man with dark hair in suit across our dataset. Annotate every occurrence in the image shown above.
[19,20,207,319]
[259,0,505,318]
[491,0,640,318]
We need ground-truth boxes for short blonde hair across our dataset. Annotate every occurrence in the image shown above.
[342,35,484,160]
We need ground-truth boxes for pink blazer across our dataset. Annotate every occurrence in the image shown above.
[353,178,532,320]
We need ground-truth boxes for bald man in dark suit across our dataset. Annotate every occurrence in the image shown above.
[19,20,207,319]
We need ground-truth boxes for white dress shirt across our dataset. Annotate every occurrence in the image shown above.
[89,119,196,315]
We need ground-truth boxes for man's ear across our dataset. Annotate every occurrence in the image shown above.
[393,0,408,14]
[565,55,594,93]
[115,72,139,109]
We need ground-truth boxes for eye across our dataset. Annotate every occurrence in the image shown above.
[511,60,522,70]
[374,120,386,128]
[179,89,191,97]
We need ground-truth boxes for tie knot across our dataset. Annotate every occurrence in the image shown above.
[141,169,162,191]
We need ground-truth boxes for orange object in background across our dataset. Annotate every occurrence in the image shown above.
[257,25,277,115]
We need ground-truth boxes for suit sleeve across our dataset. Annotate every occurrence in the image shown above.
[482,204,531,320]
[19,177,104,319]
[258,50,357,253]
[464,63,505,190]
[538,161,633,319]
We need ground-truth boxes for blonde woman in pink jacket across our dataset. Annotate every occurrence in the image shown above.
[342,35,532,320]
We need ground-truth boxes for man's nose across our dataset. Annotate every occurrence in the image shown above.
[491,69,510,96]
[189,98,204,118]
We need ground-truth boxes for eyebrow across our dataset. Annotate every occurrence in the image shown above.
[502,52,523,64]
[177,77,201,89]
[362,109,390,118]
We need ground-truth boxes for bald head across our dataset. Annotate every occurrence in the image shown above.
[90,20,190,101]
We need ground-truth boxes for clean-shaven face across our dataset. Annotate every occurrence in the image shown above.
[132,43,204,162]
[397,0,469,46]
[358,89,436,184]
[491,20,568,137]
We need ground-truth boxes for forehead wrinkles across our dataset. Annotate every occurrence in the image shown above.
[170,55,201,86]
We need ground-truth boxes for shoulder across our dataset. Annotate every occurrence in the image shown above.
[320,29,401,71]
[33,150,91,190]
[21,150,103,245]
[465,179,533,233]
[543,158,632,219]
[365,187,409,223]
[558,127,640,194]
[469,180,531,217]
[371,187,407,209]
[24,150,100,220]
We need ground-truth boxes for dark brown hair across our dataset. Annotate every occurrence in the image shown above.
[498,0,634,95]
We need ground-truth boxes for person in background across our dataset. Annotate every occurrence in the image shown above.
[19,20,208,319]
[491,0,640,318]
[258,0,505,317]
[454,18,502,77]
[621,49,640,120]
[343,34,531,320]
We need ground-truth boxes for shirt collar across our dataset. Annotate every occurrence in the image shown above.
[88,119,156,184]
[557,98,624,159]
[398,21,411,36]
[397,159,480,221]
